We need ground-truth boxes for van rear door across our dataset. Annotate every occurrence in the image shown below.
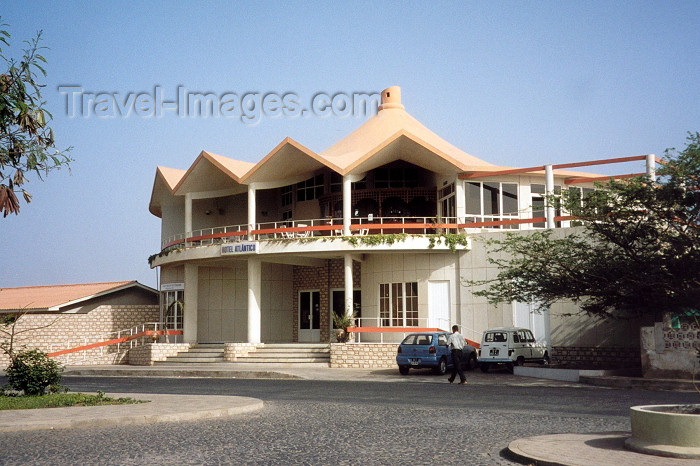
[481,330,509,361]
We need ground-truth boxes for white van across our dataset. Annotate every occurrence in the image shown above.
[477,327,549,372]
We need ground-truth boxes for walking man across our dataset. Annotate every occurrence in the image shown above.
[447,325,467,385]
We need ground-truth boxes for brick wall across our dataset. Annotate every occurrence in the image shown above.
[551,346,640,369]
[293,259,361,342]
[330,343,397,368]
[0,305,160,368]
[128,343,191,366]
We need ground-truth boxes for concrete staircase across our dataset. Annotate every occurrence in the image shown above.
[158,343,225,364]
[235,344,330,366]
[156,343,330,367]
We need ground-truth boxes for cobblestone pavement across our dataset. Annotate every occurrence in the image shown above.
[1,372,697,465]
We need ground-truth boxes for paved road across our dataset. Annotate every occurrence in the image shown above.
[1,372,697,465]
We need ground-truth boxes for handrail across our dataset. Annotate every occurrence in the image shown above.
[159,214,577,253]
[47,329,183,358]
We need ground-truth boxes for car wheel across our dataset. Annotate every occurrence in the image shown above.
[541,353,550,366]
[433,357,447,375]
[480,362,489,373]
[516,356,525,367]
[466,354,477,371]
[399,365,410,375]
[506,362,514,373]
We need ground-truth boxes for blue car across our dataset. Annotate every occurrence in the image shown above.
[396,331,478,375]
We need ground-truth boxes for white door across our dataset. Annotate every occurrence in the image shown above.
[428,281,450,330]
[298,290,320,342]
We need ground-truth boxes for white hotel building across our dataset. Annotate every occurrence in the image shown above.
[148,86,647,367]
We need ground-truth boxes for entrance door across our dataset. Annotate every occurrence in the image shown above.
[428,280,450,331]
[298,290,320,342]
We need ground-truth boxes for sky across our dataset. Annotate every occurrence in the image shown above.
[1,1,698,289]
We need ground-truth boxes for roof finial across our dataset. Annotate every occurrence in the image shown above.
[379,86,404,111]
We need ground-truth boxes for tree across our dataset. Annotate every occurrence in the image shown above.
[469,132,700,322]
[0,19,72,217]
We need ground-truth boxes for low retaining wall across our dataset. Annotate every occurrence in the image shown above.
[551,345,640,369]
[128,343,191,366]
[641,322,700,378]
[330,343,397,368]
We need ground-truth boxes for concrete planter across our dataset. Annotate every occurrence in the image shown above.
[625,404,700,459]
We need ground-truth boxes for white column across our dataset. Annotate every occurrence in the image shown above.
[545,164,555,229]
[646,154,656,182]
[183,263,198,343]
[185,192,193,238]
[247,258,261,343]
[454,180,465,225]
[344,254,353,318]
[342,175,352,236]
[247,184,256,241]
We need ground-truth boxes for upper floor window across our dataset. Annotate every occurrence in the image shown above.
[330,172,367,193]
[466,182,519,226]
[281,185,293,206]
[297,174,324,202]
[375,166,419,188]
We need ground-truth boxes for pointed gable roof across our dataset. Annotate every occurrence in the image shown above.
[173,150,254,195]
[0,281,156,312]
[149,166,186,217]
[242,137,338,185]
[318,86,497,175]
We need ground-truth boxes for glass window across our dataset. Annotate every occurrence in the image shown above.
[466,182,481,215]
[379,282,419,327]
[502,183,518,215]
[401,334,433,345]
[485,332,507,342]
[281,185,293,206]
[161,290,183,330]
[296,174,324,202]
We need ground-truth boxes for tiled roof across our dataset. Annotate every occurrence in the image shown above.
[0,281,145,311]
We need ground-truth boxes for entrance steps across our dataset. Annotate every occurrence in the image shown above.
[235,344,330,366]
[155,343,330,366]
[157,343,225,364]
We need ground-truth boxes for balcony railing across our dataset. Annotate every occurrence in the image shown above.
[160,214,573,252]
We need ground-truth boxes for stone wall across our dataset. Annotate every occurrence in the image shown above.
[128,343,191,366]
[330,343,397,368]
[641,322,700,378]
[551,346,640,369]
[0,305,160,368]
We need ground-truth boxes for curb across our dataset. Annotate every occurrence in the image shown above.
[0,393,264,432]
[579,376,697,392]
[64,368,302,379]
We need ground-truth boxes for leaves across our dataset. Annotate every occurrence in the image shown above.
[0,18,72,217]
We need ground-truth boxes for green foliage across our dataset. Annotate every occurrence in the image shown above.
[332,310,357,330]
[344,233,408,247]
[0,18,72,217]
[5,349,64,396]
[0,391,144,410]
[427,233,469,252]
[469,132,700,320]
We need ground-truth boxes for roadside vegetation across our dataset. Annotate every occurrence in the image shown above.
[0,391,144,410]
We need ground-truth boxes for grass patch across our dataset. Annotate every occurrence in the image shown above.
[0,391,146,410]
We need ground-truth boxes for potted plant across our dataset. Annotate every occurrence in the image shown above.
[332,311,356,343]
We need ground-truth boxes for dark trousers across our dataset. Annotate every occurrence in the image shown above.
[449,349,466,383]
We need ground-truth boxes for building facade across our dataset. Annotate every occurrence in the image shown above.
[149,86,651,365]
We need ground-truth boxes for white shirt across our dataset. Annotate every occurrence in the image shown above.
[447,332,465,350]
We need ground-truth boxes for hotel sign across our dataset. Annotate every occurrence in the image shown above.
[221,242,259,255]
[161,282,184,291]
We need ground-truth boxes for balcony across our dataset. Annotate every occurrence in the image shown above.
[158,213,568,253]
